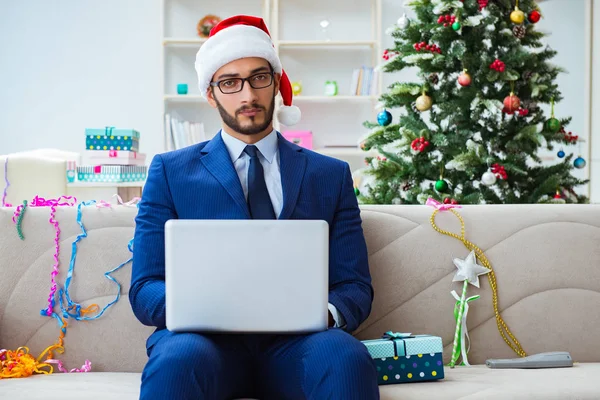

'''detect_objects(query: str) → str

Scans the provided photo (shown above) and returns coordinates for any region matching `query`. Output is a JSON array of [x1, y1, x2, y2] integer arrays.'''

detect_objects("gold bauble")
[[416, 94, 433, 111], [510, 8, 525, 24]]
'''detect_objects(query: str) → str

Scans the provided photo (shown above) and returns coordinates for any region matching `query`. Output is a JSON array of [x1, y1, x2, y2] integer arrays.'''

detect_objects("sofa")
[[1, 203, 599, 399]]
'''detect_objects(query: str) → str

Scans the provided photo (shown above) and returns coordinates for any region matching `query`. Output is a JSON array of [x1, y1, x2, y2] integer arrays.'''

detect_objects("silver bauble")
[[481, 171, 497, 186], [397, 13, 411, 29]]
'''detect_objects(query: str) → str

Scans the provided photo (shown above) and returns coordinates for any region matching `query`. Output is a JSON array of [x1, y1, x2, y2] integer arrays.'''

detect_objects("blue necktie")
[[244, 145, 276, 219]]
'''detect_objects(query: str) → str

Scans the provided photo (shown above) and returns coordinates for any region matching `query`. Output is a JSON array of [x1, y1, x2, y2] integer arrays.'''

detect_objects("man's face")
[[207, 57, 280, 136]]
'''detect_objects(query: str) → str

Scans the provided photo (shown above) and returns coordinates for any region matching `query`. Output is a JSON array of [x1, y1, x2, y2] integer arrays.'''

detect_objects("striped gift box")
[[77, 165, 147, 183]]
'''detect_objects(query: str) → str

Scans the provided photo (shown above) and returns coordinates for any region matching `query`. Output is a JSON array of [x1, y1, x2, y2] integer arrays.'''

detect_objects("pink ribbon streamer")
[[426, 197, 462, 211], [12, 203, 26, 224], [113, 194, 141, 206], [45, 359, 92, 373], [16, 196, 78, 316], [95, 200, 112, 208]]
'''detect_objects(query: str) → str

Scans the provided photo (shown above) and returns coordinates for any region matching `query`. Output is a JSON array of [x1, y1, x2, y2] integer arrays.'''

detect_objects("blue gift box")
[[85, 127, 140, 152], [362, 332, 445, 384]]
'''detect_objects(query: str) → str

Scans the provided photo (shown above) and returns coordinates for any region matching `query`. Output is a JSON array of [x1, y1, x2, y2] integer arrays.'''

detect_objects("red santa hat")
[[195, 15, 301, 126]]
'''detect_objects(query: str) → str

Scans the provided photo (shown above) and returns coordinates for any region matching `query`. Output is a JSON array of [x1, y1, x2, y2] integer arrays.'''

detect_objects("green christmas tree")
[[358, 0, 589, 205]]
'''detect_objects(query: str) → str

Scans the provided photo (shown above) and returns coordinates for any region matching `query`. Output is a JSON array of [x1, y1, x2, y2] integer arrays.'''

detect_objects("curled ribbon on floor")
[[451, 290, 480, 366]]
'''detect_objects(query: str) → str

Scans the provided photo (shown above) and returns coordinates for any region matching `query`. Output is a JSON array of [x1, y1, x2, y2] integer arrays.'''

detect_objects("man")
[[129, 15, 378, 400]]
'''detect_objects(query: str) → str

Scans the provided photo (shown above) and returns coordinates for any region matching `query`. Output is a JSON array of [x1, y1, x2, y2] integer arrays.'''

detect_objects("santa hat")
[[194, 15, 301, 126]]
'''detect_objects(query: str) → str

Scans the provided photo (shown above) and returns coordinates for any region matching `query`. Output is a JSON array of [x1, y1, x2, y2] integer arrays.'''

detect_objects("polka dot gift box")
[[85, 126, 140, 153], [361, 331, 444, 385]]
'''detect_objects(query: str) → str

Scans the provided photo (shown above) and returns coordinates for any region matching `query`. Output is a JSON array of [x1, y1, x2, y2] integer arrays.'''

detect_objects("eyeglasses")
[[210, 72, 274, 94]]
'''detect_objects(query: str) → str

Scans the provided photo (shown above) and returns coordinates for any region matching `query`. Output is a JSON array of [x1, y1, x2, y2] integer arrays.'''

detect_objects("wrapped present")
[[86, 150, 146, 166], [77, 165, 147, 183], [362, 331, 444, 384], [85, 127, 140, 152], [282, 131, 312, 150], [66, 161, 77, 183]]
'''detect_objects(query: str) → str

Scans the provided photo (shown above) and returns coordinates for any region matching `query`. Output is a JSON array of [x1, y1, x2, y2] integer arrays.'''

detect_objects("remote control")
[[486, 351, 573, 369]]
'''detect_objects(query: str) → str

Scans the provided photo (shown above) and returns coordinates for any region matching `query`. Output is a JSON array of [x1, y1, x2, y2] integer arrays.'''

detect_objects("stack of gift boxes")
[[75, 127, 148, 183]]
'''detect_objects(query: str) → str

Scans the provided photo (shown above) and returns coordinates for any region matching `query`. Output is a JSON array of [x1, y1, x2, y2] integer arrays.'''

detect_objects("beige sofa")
[[1, 204, 599, 399]]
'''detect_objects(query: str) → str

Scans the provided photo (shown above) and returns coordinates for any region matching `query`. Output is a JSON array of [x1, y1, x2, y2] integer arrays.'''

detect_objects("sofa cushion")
[[3, 364, 599, 399], [379, 364, 600, 400]]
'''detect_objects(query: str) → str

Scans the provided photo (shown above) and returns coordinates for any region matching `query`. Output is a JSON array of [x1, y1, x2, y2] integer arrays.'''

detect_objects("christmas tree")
[[358, 0, 589, 205]]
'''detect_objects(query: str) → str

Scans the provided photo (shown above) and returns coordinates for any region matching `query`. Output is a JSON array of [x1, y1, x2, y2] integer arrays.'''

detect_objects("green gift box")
[[85, 126, 140, 152], [361, 332, 445, 385], [77, 165, 147, 183]]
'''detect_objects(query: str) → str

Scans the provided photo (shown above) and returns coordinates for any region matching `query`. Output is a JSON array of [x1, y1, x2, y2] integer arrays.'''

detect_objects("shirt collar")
[[220, 129, 278, 164]]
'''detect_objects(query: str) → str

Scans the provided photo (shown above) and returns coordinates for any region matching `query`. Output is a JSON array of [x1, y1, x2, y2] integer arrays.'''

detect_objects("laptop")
[[164, 219, 329, 333]]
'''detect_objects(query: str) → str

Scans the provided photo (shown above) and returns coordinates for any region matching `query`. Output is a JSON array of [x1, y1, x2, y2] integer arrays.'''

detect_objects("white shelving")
[[164, 94, 378, 103], [163, 38, 207, 46], [160, 0, 383, 172], [290, 95, 378, 102], [277, 40, 377, 47]]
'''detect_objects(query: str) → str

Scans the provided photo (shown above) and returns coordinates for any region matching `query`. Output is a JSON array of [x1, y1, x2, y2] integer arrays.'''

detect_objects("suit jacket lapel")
[[200, 132, 250, 218], [277, 132, 307, 220]]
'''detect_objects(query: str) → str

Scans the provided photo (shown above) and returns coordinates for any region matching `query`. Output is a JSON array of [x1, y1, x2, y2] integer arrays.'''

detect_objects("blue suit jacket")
[[129, 131, 374, 347]]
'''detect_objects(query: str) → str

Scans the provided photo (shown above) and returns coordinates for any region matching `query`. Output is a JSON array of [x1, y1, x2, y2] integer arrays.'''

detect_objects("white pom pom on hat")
[[195, 15, 301, 126]]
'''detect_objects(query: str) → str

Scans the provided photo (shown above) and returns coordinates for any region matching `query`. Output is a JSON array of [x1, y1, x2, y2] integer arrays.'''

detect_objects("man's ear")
[[206, 87, 217, 109]]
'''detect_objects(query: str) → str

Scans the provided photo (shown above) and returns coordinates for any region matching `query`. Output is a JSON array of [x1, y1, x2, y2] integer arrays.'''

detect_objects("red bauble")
[[528, 10, 541, 23], [503, 94, 521, 113], [458, 72, 472, 87]]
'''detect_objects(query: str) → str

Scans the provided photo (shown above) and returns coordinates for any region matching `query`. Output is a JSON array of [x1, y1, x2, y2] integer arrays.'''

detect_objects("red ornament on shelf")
[[443, 197, 459, 205], [411, 137, 430, 152], [490, 59, 506, 72], [478, 0, 489, 10], [528, 10, 541, 23]]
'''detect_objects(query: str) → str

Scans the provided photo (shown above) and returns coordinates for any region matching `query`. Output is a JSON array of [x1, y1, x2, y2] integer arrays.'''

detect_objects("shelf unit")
[[160, 0, 382, 172]]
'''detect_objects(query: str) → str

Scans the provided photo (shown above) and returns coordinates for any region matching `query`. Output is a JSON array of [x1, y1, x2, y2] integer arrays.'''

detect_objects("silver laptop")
[[164, 219, 329, 333]]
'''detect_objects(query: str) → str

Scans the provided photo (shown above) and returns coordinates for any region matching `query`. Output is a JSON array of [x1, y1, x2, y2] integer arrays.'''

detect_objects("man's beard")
[[214, 94, 275, 136]]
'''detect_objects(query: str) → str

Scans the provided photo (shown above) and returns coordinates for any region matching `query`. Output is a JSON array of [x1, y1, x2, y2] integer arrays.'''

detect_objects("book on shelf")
[[164, 113, 206, 151], [350, 66, 378, 96]]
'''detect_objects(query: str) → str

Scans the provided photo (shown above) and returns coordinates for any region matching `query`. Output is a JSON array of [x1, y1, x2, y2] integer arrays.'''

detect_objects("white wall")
[[0, 0, 595, 199], [0, 0, 163, 158]]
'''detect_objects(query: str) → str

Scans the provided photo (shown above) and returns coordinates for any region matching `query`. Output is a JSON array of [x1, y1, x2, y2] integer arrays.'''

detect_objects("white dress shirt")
[[220, 129, 346, 329]]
